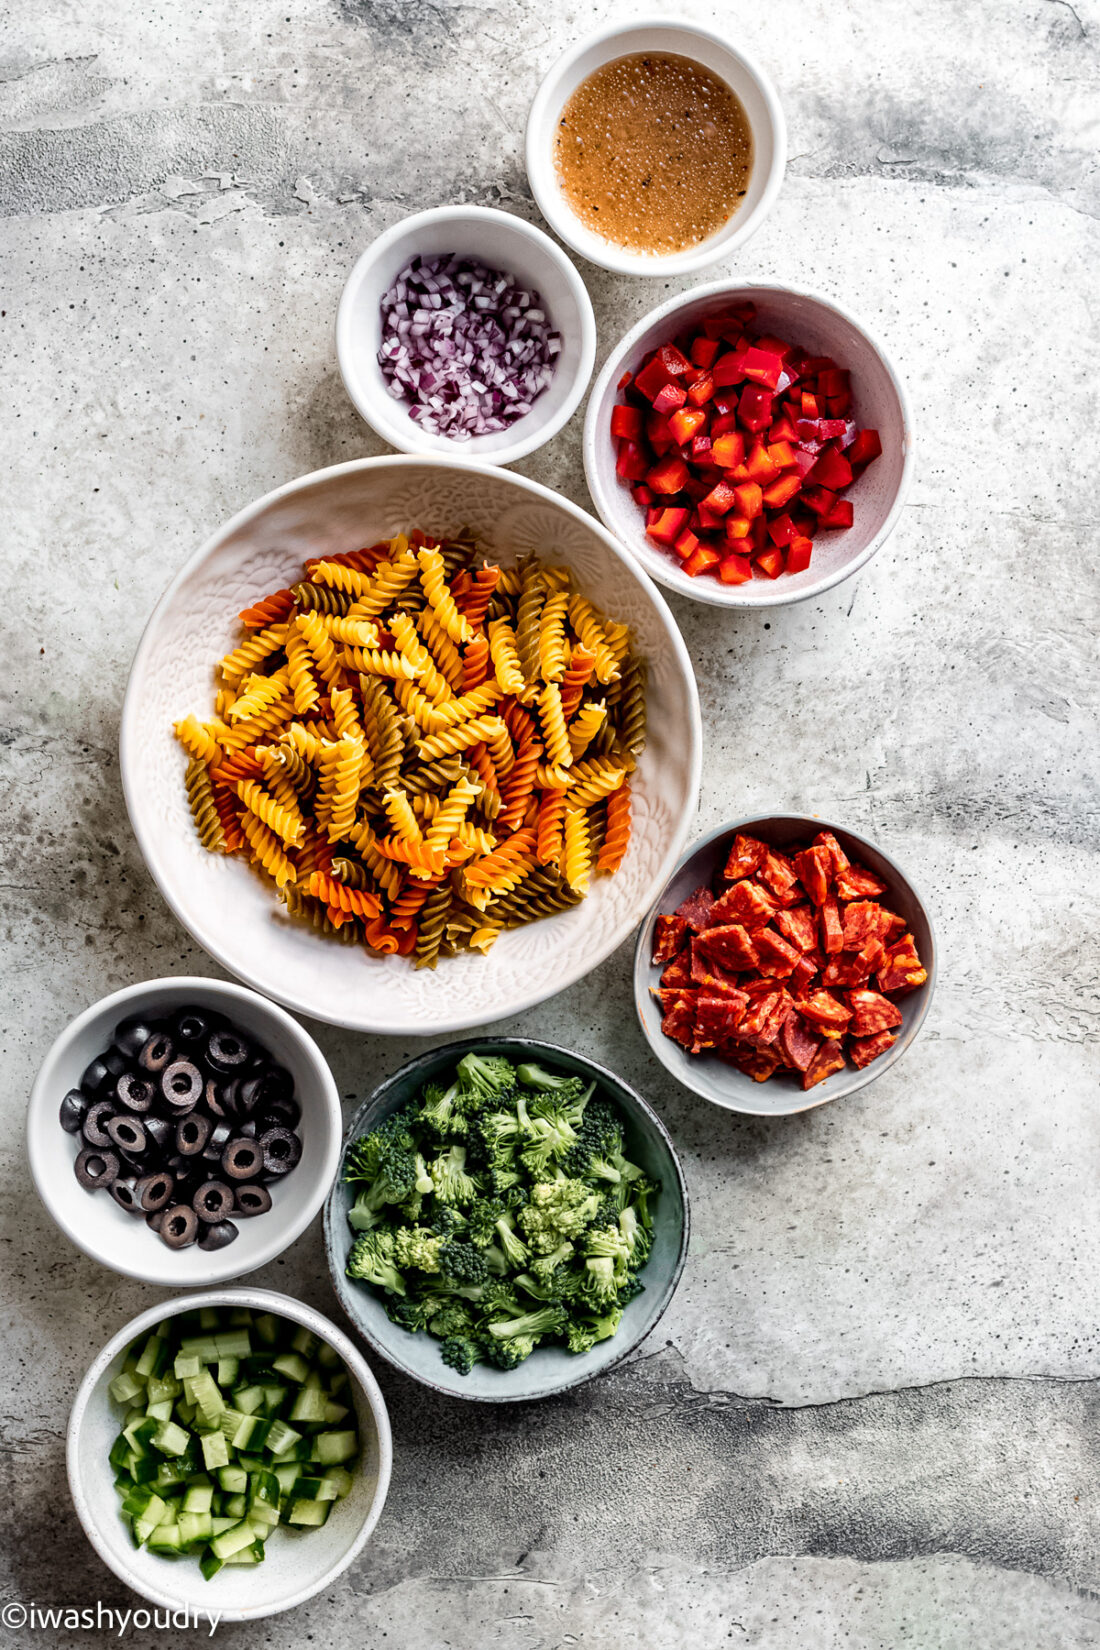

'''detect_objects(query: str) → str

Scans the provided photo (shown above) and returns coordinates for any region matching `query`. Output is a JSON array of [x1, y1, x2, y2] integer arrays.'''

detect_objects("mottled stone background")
[[2, 0, 1099, 1644]]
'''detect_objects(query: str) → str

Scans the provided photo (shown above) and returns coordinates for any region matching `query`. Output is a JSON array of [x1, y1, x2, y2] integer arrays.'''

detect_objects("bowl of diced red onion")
[[633, 815, 936, 1116], [337, 204, 596, 465]]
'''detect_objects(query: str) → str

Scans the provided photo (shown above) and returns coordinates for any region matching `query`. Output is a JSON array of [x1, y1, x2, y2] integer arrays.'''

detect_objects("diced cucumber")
[[200, 1431, 229, 1472], [265, 1418, 302, 1457], [262, 1385, 288, 1415], [217, 1357, 240, 1387], [224, 1540, 266, 1566], [217, 1464, 248, 1494], [154, 1459, 186, 1491], [145, 1399, 174, 1424], [214, 1329, 251, 1359], [322, 1466, 354, 1499], [147, 1522, 183, 1552], [313, 1431, 358, 1465], [189, 1368, 226, 1427], [234, 1384, 266, 1415], [199, 1549, 224, 1582], [253, 1313, 280, 1345], [317, 1342, 341, 1371], [289, 1387, 328, 1425], [146, 1373, 181, 1405], [247, 1501, 279, 1532], [198, 1307, 219, 1331], [132, 1493, 169, 1544], [109, 1434, 130, 1474], [273, 1462, 302, 1495], [178, 1335, 220, 1364], [291, 1326, 319, 1359], [222, 1493, 247, 1519], [175, 1401, 197, 1427], [179, 1511, 213, 1546], [109, 1370, 145, 1405], [323, 1401, 349, 1424], [130, 1456, 159, 1485], [181, 1481, 214, 1514], [153, 1420, 191, 1457], [209, 1519, 255, 1560], [174, 1353, 202, 1381], [272, 1352, 310, 1384], [135, 1334, 170, 1381], [287, 1498, 330, 1527], [210, 1515, 236, 1535]]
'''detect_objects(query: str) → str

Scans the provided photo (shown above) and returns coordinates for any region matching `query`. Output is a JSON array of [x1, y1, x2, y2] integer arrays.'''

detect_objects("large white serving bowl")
[[121, 457, 701, 1033], [67, 1287, 392, 1621], [584, 280, 914, 608], [27, 977, 342, 1287]]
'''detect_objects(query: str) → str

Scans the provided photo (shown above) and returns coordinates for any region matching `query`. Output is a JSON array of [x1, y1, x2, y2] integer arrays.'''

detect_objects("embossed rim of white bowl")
[[335, 204, 596, 464], [67, 1286, 392, 1620], [583, 278, 915, 607], [632, 814, 937, 1115], [119, 455, 703, 1033], [525, 17, 787, 277], [27, 976, 342, 1286]]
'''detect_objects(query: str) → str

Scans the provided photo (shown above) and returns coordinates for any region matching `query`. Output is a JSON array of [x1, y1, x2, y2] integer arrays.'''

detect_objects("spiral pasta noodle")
[[175, 533, 646, 962]]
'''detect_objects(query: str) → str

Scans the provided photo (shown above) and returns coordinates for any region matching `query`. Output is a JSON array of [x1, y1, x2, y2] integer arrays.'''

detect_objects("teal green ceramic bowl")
[[323, 1038, 689, 1403]]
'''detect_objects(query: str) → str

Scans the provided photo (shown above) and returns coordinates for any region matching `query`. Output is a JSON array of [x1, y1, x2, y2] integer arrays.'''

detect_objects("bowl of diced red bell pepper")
[[632, 815, 936, 1115], [583, 282, 913, 606]]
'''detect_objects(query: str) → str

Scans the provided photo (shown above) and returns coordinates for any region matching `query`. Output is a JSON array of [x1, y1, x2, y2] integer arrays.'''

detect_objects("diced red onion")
[[377, 252, 560, 440]]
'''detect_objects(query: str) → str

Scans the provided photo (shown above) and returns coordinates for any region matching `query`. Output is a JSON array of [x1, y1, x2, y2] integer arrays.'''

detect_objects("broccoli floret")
[[561, 1094, 625, 1177], [347, 1186, 389, 1231], [455, 1052, 517, 1110], [618, 1205, 651, 1266], [486, 1162, 525, 1200], [439, 1237, 489, 1288], [630, 1175, 660, 1229], [439, 1335, 486, 1376], [585, 1224, 633, 1268], [342, 1107, 416, 1182], [528, 1240, 575, 1280], [486, 1306, 566, 1340], [484, 1335, 538, 1370], [516, 1094, 579, 1174], [428, 1299, 476, 1338], [478, 1279, 523, 1318], [617, 1275, 645, 1307], [429, 1145, 478, 1206], [480, 1109, 523, 1163], [564, 1304, 622, 1353], [345, 1130, 430, 1230], [517, 1062, 583, 1094], [429, 1205, 467, 1237], [386, 1294, 443, 1333], [465, 1196, 506, 1248], [493, 1211, 529, 1269], [519, 1179, 601, 1253], [346, 1230, 406, 1297], [418, 1080, 467, 1137], [581, 1255, 621, 1305], [484, 1243, 509, 1277], [393, 1226, 443, 1273]]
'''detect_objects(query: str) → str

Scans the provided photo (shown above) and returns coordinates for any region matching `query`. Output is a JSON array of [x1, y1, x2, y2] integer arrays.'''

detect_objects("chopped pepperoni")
[[674, 884, 716, 932], [877, 934, 928, 993], [753, 926, 802, 978], [661, 951, 693, 990], [848, 1029, 898, 1068], [820, 897, 844, 954], [692, 994, 742, 1052], [661, 996, 695, 1049], [723, 1043, 783, 1082], [710, 879, 778, 929], [690, 943, 747, 998], [778, 1010, 822, 1072], [791, 845, 832, 905], [841, 901, 900, 949], [722, 833, 769, 880], [795, 989, 852, 1033], [813, 829, 851, 876], [758, 849, 802, 905], [695, 922, 759, 971], [835, 863, 888, 901], [802, 1039, 847, 1090], [847, 989, 903, 1038], [773, 904, 818, 952], [652, 986, 693, 1014], [789, 953, 820, 996], [653, 913, 690, 963]]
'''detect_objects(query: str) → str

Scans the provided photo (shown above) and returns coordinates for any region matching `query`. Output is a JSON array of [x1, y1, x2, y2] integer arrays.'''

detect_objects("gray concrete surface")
[[3, 0, 1099, 1644]]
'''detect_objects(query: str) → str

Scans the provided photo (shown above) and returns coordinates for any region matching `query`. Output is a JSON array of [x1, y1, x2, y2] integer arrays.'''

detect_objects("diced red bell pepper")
[[657, 342, 692, 378], [683, 475, 711, 503], [725, 516, 752, 541], [817, 367, 849, 397], [800, 355, 837, 377], [738, 384, 774, 432], [682, 545, 721, 578], [690, 335, 721, 368], [800, 391, 820, 418], [691, 434, 714, 464], [818, 498, 854, 530], [801, 485, 838, 516], [762, 473, 802, 509], [648, 454, 691, 495], [712, 350, 748, 388], [616, 370, 632, 391], [756, 545, 784, 579], [673, 527, 701, 561], [767, 440, 797, 470], [701, 478, 739, 515], [633, 354, 673, 402], [848, 428, 883, 471], [710, 410, 739, 438], [769, 413, 800, 444], [668, 405, 707, 445], [718, 553, 752, 584], [745, 443, 780, 485], [733, 481, 763, 519], [739, 347, 785, 390], [616, 440, 650, 482], [710, 430, 745, 469], [646, 507, 690, 545], [651, 381, 688, 417], [610, 405, 644, 441], [646, 412, 674, 455], [809, 445, 854, 491], [753, 333, 794, 359], [767, 512, 797, 547], [686, 373, 714, 408], [695, 502, 725, 531], [785, 536, 813, 573], [632, 483, 654, 507]]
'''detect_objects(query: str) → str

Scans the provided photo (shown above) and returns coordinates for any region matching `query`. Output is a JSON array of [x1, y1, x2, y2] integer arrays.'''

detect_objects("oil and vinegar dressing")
[[553, 52, 753, 256]]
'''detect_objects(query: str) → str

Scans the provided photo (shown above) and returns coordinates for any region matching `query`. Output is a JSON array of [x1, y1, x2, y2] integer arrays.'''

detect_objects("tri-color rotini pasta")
[[174, 530, 646, 967]]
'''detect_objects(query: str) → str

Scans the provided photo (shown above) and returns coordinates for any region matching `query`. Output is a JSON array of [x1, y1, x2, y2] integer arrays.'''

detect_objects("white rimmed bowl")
[[27, 978, 341, 1286], [633, 815, 936, 1116], [120, 456, 702, 1034], [67, 1287, 392, 1621], [336, 205, 596, 465], [525, 19, 786, 277], [324, 1038, 689, 1402], [584, 280, 914, 607]]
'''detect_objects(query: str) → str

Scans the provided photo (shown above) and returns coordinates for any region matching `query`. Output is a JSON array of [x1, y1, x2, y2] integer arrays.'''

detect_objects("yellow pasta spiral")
[[537, 684, 572, 770], [219, 624, 288, 687], [175, 714, 221, 767], [538, 590, 569, 683], [568, 594, 619, 685], [285, 626, 321, 715], [235, 779, 305, 847], [317, 737, 363, 842], [567, 698, 606, 761], [415, 607, 466, 692], [382, 787, 423, 843], [316, 613, 382, 647], [488, 617, 525, 696], [562, 804, 591, 893], [296, 610, 344, 691], [228, 670, 289, 724], [308, 559, 374, 598], [347, 545, 421, 619], [341, 647, 423, 680], [566, 764, 627, 808], [424, 774, 481, 854], [418, 545, 472, 644], [415, 713, 508, 762], [390, 611, 455, 703], [241, 810, 296, 887]]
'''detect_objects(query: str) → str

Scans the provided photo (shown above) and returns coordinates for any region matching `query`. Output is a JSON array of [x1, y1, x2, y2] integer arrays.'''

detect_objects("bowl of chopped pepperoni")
[[633, 814, 936, 1115]]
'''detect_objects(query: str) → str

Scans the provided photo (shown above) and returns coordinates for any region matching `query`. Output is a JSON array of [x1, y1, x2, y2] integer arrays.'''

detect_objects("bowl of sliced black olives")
[[28, 978, 341, 1285]]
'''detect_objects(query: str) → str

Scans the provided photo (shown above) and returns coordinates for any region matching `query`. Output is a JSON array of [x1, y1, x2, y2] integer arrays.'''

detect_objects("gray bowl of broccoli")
[[322, 1039, 689, 1402]]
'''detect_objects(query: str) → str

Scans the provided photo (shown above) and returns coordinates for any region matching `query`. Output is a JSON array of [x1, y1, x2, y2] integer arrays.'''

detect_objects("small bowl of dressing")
[[526, 20, 786, 278]]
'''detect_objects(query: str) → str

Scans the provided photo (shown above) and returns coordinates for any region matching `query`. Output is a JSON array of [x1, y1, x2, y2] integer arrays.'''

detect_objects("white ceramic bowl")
[[525, 19, 786, 277], [120, 456, 702, 1034], [28, 978, 341, 1286], [67, 1287, 392, 1621], [633, 815, 937, 1116], [584, 280, 914, 608], [336, 205, 596, 465]]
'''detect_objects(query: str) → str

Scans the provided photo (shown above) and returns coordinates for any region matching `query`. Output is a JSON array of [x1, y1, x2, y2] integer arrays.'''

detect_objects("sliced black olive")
[[160, 1205, 199, 1249], [112, 1016, 160, 1062], [135, 1171, 175, 1212], [59, 1089, 87, 1134], [174, 1007, 220, 1048], [144, 1115, 173, 1154], [203, 1077, 228, 1118], [75, 1146, 119, 1190], [205, 1028, 251, 1074], [146, 1208, 167, 1233], [106, 1115, 147, 1155], [114, 1071, 156, 1114], [81, 1100, 116, 1148], [192, 1180, 235, 1222], [259, 1127, 301, 1176], [234, 1183, 272, 1218], [161, 1060, 203, 1110], [198, 1218, 239, 1251], [222, 1137, 263, 1180], [237, 1119, 257, 1139], [79, 1056, 112, 1098], [176, 1113, 212, 1155], [202, 1120, 233, 1161], [138, 1032, 175, 1073], [109, 1179, 142, 1215]]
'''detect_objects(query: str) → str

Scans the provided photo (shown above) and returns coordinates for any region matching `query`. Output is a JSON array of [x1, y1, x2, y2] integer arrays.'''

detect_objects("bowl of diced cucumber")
[[67, 1289, 392, 1620]]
